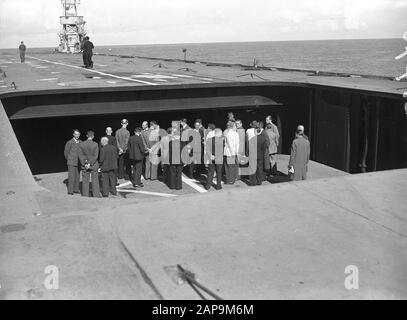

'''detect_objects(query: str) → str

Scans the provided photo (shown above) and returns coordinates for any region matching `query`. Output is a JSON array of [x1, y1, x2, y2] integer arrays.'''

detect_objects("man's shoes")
[[214, 185, 222, 190], [73, 190, 81, 194], [68, 193, 74, 195], [133, 183, 144, 188], [204, 185, 211, 190]]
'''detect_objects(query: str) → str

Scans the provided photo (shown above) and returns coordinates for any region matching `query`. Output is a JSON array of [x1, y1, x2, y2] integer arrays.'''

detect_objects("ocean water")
[[10, 38, 407, 78], [93, 38, 406, 78]]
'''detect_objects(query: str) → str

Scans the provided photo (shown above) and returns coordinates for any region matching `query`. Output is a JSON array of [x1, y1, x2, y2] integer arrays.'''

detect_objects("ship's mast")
[[58, 0, 86, 53]]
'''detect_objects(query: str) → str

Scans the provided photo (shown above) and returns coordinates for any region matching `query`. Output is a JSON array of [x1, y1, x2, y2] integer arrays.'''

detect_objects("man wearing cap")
[[297, 125, 309, 140], [116, 119, 130, 180], [64, 129, 82, 195], [79, 131, 100, 197], [99, 136, 118, 197]]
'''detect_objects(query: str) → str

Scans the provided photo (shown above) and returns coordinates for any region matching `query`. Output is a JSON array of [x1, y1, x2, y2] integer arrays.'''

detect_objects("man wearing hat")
[[288, 128, 310, 181], [116, 119, 130, 181]]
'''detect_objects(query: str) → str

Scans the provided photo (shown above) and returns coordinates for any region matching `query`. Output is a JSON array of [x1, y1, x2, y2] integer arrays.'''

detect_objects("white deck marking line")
[[106, 80, 117, 84], [171, 74, 194, 78], [117, 189, 177, 198], [95, 64, 108, 67], [0, 85, 8, 88], [36, 67, 48, 69], [37, 78, 59, 81], [182, 173, 207, 193], [51, 72, 61, 74], [27, 56, 158, 86], [117, 181, 132, 188]]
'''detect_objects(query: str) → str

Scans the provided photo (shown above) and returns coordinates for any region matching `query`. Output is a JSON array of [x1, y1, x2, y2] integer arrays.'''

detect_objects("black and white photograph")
[[0, 0, 406, 303]]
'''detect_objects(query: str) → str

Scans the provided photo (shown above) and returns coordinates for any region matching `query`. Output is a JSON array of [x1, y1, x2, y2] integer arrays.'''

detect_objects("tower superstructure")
[[58, 0, 86, 53]]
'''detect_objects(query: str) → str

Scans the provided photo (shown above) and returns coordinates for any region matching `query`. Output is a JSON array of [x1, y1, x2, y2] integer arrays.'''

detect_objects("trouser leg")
[[82, 171, 90, 196], [133, 160, 142, 185], [124, 153, 131, 180], [225, 156, 237, 184], [168, 165, 176, 189], [67, 165, 76, 194], [91, 171, 100, 197], [109, 171, 117, 194], [175, 165, 183, 190], [206, 164, 215, 188], [101, 172, 109, 197], [256, 160, 264, 184], [73, 166, 80, 192], [118, 154, 124, 179], [215, 164, 223, 188], [145, 156, 151, 179], [269, 153, 277, 175], [150, 154, 158, 180]]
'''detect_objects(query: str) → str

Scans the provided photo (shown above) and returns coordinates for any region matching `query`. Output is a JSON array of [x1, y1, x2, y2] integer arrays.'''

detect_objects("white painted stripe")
[[171, 74, 194, 78], [182, 173, 207, 193], [117, 181, 132, 188], [118, 189, 177, 198], [36, 66, 48, 69], [27, 56, 158, 86], [37, 78, 58, 81], [0, 85, 8, 88], [95, 64, 108, 67], [106, 80, 117, 84], [51, 72, 61, 74]]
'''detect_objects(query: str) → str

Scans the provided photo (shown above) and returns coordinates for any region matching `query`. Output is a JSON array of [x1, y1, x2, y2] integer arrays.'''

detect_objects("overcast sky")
[[0, 0, 406, 48]]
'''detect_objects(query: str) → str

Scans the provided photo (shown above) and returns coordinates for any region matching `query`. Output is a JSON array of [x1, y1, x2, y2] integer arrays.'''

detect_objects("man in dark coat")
[[289, 129, 311, 181], [64, 129, 82, 195], [248, 125, 270, 186], [79, 130, 100, 197], [116, 119, 130, 180], [128, 127, 146, 188], [205, 128, 224, 190], [99, 137, 118, 197], [168, 128, 184, 190], [82, 36, 94, 68], [19, 41, 26, 63]]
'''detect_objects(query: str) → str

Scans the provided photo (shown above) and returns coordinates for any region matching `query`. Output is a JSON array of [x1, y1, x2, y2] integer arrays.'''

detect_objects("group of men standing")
[[64, 114, 310, 197], [64, 128, 120, 198]]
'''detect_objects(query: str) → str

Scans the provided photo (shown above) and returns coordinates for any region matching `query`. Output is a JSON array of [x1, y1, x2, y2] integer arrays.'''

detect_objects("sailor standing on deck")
[[116, 119, 130, 181], [79, 131, 101, 197], [288, 129, 311, 181], [19, 41, 26, 63], [64, 129, 82, 195], [82, 36, 94, 68]]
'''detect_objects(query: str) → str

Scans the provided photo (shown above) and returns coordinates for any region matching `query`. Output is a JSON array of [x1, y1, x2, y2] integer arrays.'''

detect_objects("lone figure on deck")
[[81, 36, 94, 68], [288, 128, 310, 181], [19, 41, 26, 63]]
